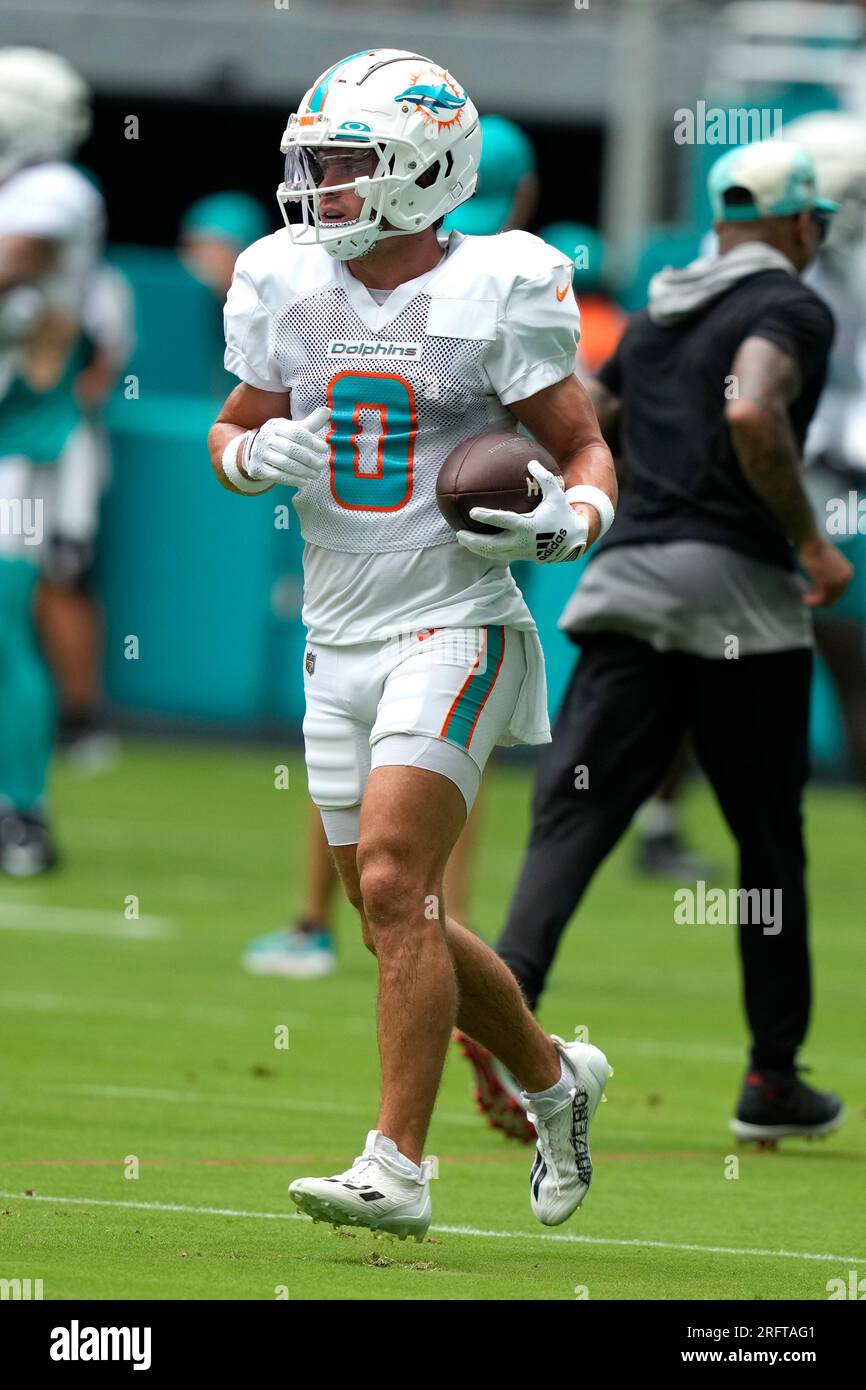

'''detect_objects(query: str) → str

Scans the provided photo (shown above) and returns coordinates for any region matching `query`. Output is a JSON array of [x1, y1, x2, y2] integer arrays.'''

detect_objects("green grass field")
[[0, 740, 863, 1301]]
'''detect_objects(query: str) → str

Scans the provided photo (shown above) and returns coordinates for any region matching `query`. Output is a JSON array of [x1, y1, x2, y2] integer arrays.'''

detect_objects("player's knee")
[[357, 847, 420, 927]]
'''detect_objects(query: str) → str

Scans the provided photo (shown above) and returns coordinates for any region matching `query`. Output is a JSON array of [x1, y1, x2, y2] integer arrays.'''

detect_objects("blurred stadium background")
[[2, 0, 865, 762]]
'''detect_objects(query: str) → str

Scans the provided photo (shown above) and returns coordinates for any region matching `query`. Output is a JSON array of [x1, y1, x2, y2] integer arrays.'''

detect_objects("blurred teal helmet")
[[540, 221, 606, 290], [445, 114, 536, 235], [180, 192, 271, 249]]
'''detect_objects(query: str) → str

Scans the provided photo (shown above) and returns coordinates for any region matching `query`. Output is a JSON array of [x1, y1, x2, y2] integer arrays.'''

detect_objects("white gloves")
[[239, 406, 332, 489], [456, 461, 588, 565]]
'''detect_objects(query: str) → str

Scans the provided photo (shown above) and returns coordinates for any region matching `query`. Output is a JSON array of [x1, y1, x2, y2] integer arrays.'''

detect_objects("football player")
[[242, 114, 539, 980], [37, 256, 135, 770], [0, 47, 102, 872], [209, 49, 618, 1239]]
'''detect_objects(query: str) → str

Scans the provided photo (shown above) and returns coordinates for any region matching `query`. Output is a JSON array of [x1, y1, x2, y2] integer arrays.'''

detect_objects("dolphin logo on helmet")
[[394, 84, 467, 116]]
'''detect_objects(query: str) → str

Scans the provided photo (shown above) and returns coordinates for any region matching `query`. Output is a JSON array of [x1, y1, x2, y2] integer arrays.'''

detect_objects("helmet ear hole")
[[416, 162, 438, 191], [416, 152, 452, 191]]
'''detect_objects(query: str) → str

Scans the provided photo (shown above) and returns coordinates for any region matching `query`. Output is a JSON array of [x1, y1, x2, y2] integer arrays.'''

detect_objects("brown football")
[[436, 431, 563, 535]]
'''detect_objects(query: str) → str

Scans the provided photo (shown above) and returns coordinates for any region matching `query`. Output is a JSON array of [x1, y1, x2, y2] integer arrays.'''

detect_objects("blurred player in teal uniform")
[[0, 47, 102, 874], [36, 253, 134, 769]]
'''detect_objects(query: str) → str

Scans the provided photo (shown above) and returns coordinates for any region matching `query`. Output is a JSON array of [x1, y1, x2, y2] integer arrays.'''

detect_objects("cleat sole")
[[289, 1186, 430, 1241], [729, 1106, 845, 1144]]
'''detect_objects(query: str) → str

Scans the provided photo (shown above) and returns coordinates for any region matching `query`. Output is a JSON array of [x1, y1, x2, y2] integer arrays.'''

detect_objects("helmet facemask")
[[278, 140, 400, 260], [278, 117, 476, 261]]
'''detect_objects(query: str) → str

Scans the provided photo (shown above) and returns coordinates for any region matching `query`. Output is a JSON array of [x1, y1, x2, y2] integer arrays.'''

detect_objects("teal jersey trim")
[[440, 625, 506, 749]]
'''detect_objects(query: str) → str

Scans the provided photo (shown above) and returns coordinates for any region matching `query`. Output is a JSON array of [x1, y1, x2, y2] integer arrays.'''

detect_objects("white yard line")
[[0, 904, 173, 939], [0, 1189, 862, 1265]]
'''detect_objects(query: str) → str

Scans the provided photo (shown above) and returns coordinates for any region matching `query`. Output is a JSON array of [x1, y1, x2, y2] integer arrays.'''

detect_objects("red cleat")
[[454, 1031, 536, 1144]]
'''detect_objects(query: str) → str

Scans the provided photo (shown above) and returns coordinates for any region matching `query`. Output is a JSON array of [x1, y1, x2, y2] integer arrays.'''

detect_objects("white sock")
[[523, 1057, 575, 1115], [371, 1130, 420, 1178]]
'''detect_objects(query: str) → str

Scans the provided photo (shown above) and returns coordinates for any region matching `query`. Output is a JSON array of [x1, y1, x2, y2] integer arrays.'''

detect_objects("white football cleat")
[[526, 1035, 612, 1226], [289, 1130, 432, 1241]]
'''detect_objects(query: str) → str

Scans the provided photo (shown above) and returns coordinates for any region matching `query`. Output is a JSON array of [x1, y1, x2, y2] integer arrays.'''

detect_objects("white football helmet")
[[0, 47, 92, 183], [277, 48, 481, 260], [784, 111, 866, 255]]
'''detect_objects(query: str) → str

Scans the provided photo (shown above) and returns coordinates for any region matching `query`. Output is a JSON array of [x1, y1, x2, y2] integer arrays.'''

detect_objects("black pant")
[[496, 633, 813, 1072]]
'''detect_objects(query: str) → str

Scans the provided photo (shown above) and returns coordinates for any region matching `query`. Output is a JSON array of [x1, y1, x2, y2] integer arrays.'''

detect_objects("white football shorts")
[[302, 625, 527, 845]]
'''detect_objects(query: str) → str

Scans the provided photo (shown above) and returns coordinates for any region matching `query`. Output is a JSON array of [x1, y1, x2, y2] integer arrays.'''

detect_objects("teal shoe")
[[242, 921, 336, 979]]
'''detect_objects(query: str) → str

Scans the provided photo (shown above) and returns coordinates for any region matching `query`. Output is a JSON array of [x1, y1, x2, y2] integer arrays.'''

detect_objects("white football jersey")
[[0, 161, 104, 401], [224, 228, 580, 645]]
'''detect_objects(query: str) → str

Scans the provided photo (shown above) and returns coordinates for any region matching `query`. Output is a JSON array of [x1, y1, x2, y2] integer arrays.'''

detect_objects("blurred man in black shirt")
[[462, 139, 854, 1145]]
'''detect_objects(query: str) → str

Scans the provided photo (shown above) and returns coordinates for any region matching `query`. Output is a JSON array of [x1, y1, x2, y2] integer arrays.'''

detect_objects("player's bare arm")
[[209, 382, 289, 493], [510, 372, 618, 548], [727, 335, 852, 606], [209, 383, 330, 496]]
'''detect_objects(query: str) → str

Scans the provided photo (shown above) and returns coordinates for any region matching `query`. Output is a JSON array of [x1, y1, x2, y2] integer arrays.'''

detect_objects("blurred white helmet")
[[277, 48, 481, 260], [784, 111, 866, 253], [0, 47, 92, 183]]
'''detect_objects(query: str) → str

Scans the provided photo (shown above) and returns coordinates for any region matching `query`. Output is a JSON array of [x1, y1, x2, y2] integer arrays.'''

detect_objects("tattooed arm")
[[726, 336, 852, 607]]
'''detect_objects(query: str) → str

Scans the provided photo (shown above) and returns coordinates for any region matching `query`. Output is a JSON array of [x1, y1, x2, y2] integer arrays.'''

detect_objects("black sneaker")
[[0, 812, 59, 878], [635, 830, 716, 881], [730, 1068, 845, 1142]]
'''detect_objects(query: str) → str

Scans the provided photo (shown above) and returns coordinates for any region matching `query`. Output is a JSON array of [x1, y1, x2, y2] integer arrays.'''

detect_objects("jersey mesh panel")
[[271, 286, 506, 553]]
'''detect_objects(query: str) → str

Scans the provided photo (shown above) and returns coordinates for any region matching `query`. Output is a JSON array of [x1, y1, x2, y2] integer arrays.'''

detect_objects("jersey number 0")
[[326, 371, 417, 512]]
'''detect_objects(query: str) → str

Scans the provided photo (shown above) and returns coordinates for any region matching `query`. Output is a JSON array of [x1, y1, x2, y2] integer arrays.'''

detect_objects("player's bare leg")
[[336, 848, 559, 1088], [354, 764, 471, 1164], [335, 768, 562, 1157], [329, 779, 611, 1227]]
